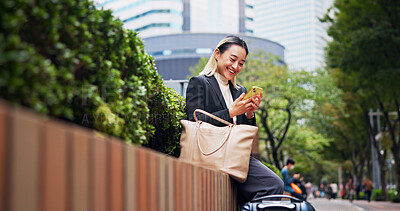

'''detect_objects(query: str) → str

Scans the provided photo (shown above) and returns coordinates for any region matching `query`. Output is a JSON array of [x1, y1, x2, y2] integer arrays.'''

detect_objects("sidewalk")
[[310, 198, 361, 211], [352, 199, 400, 211], [309, 198, 400, 211]]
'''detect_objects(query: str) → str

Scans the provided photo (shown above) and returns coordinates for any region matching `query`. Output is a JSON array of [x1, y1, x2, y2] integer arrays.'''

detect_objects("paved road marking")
[[350, 203, 366, 211]]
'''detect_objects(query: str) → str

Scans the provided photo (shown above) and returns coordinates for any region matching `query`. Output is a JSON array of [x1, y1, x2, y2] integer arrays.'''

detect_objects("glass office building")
[[94, 0, 255, 38], [254, 0, 333, 71], [93, 0, 285, 96], [93, 0, 283, 82]]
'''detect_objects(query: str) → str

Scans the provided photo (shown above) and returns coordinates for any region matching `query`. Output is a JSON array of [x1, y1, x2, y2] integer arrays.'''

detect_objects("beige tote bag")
[[179, 109, 258, 183]]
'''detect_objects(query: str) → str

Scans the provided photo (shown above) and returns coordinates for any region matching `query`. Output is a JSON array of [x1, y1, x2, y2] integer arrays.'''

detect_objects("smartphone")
[[242, 86, 263, 100]]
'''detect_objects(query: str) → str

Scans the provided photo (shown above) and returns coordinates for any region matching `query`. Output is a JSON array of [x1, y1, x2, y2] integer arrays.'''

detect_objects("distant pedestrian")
[[363, 178, 373, 202], [325, 183, 333, 199], [330, 182, 338, 199], [319, 183, 325, 198], [356, 183, 361, 200], [340, 188, 345, 198], [305, 182, 314, 200], [346, 178, 356, 202]]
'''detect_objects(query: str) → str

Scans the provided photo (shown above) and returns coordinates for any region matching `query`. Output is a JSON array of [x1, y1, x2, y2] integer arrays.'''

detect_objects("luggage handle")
[[258, 203, 296, 209], [251, 194, 304, 203], [193, 109, 233, 126]]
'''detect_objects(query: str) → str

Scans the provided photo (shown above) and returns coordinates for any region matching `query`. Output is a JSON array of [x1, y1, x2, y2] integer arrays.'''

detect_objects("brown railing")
[[0, 100, 237, 211]]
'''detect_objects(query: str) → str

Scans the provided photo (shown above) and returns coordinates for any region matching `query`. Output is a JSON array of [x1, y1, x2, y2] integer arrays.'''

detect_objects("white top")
[[330, 183, 338, 193], [214, 73, 237, 124]]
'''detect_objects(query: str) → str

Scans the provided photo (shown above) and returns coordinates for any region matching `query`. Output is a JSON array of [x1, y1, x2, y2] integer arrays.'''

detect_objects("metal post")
[[388, 153, 393, 193], [376, 109, 381, 190], [338, 165, 342, 195], [369, 108, 381, 189], [180, 81, 184, 97]]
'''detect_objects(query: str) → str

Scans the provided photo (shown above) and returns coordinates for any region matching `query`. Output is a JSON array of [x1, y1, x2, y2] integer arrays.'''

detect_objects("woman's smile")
[[227, 68, 235, 74]]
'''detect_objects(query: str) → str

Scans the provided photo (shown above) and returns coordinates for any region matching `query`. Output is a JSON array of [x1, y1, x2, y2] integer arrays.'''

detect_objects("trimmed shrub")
[[0, 0, 185, 155], [358, 191, 365, 199], [262, 161, 283, 179], [144, 84, 186, 156], [388, 190, 400, 203], [371, 189, 385, 201]]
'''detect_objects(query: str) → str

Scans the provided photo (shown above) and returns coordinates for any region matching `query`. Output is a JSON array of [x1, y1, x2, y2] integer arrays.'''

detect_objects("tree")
[[323, 0, 400, 197]]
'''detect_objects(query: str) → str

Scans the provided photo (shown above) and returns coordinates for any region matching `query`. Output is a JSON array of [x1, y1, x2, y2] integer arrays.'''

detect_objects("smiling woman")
[[185, 35, 284, 208]]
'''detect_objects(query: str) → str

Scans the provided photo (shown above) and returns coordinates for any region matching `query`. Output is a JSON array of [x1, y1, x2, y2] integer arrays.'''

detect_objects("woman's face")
[[215, 44, 246, 81]]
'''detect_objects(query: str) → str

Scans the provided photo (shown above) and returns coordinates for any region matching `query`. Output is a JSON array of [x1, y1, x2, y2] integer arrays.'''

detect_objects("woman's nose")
[[232, 61, 238, 69]]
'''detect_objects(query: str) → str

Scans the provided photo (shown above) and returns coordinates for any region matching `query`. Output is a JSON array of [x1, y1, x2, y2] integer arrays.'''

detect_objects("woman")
[[186, 35, 284, 206]]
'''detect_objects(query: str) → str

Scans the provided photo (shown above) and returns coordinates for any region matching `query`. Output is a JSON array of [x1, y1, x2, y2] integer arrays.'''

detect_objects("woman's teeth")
[[228, 69, 235, 74]]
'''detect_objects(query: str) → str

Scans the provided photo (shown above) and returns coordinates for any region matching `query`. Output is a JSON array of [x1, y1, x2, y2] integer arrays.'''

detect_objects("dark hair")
[[217, 35, 249, 56], [286, 158, 295, 165]]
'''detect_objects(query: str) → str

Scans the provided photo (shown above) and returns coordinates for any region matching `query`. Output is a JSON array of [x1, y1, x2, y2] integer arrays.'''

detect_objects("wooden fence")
[[0, 100, 237, 211]]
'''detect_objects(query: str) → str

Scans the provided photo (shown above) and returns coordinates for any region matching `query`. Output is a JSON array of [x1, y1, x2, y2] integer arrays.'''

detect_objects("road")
[[309, 198, 400, 211]]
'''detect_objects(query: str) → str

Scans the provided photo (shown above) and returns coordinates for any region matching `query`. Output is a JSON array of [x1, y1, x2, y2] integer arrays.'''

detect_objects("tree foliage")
[[322, 0, 400, 196]]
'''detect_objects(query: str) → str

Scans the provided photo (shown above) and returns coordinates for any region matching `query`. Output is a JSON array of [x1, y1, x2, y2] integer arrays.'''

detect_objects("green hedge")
[[371, 189, 400, 202], [262, 161, 283, 179], [0, 0, 185, 156], [388, 190, 400, 203], [358, 191, 365, 199], [371, 189, 385, 201]]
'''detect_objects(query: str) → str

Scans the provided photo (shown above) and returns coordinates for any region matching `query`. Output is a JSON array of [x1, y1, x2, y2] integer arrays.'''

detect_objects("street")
[[309, 198, 400, 211]]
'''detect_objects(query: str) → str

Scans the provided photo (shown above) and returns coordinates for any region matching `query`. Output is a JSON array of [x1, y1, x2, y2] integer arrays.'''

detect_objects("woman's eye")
[[230, 58, 235, 62]]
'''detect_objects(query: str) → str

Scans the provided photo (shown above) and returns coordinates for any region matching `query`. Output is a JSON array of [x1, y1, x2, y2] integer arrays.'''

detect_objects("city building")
[[94, 0, 255, 38], [94, 0, 286, 96], [253, 0, 334, 71]]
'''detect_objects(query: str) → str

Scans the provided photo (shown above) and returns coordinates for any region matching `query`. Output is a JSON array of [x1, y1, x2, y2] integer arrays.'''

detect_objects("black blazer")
[[186, 75, 256, 127]]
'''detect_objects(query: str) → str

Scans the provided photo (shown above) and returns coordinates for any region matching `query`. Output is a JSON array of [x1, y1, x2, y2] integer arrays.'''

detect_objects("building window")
[[123, 9, 172, 23], [245, 4, 254, 9], [195, 48, 212, 54], [245, 17, 254, 21], [149, 48, 213, 56], [134, 23, 171, 32], [96, 0, 123, 7]]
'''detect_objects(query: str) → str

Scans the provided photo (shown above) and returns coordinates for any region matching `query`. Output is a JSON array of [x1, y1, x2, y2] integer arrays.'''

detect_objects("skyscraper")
[[254, 0, 333, 71], [94, 0, 255, 38]]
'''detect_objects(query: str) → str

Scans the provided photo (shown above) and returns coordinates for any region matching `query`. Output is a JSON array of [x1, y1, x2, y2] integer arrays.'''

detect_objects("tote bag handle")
[[196, 123, 233, 156], [193, 109, 233, 126], [193, 109, 233, 155]]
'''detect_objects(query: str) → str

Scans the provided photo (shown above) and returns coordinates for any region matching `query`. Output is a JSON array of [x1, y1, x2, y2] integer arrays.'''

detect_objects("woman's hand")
[[229, 93, 262, 118], [245, 93, 262, 119]]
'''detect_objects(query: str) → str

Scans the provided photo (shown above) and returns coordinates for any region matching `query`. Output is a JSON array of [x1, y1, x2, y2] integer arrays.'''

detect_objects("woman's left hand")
[[245, 93, 262, 119]]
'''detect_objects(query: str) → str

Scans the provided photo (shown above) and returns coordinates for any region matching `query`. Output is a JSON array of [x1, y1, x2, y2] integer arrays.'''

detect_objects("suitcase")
[[241, 195, 316, 211]]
